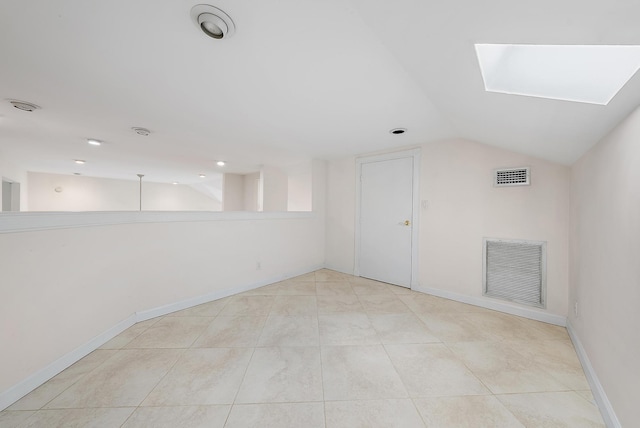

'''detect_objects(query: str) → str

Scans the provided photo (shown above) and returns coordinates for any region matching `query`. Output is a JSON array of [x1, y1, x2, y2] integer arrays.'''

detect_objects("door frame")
[[354, 148, 421, 288]]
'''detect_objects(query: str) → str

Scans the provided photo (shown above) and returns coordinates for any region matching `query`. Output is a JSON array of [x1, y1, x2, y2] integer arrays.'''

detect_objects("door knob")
[[404, 220, 411, 226]]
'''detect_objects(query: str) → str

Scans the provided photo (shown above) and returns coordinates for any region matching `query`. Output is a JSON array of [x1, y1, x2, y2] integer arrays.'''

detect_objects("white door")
[[358, 156, 414, 287]]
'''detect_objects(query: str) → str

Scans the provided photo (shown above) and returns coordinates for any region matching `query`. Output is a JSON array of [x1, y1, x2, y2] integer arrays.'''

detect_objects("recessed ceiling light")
[[191, 4, 236, 40], [74, 159, 86, 164], [9, 100, 40, 112], [199, 174, 206, 178], [475, 44, 640, 105], [172, 181, 179, 185], [87, 139, 102, 146], [390, 128, 407, 135], [216, 161, 226, 166], [132, 127, 151, 136]]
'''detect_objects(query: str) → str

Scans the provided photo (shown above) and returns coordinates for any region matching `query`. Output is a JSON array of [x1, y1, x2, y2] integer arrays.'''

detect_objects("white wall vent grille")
[[494, 167, 530, 186], [483, 238, 546, 308]]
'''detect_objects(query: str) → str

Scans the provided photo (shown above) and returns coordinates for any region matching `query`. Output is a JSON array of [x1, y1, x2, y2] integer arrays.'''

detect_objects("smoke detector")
[[191, 4, 236, 40], [132, 127, 151, 136], [9, 100, 40, 112]]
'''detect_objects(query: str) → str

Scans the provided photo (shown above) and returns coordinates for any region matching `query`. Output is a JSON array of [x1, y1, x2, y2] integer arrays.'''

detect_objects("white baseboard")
[[0, 314, 136, 411], [566, 321, 621, 428], [412, 285, 567, 327], [0, 264, 323, 411]]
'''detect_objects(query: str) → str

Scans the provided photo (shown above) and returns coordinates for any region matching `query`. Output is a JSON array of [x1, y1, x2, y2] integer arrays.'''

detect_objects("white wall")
[[325, 139, 570, 317], [569, 107, 640, 427], [325, 157, 356, 274], [243, 172, 261, 212], [287, 163, 312, 211], [261, 166, 288, 212], [222, 173, 245, 211], [421, 139, 570, 316], [0, 154, 28, 211], [225, 167, 312, 212], [27, 172, 221, 211]]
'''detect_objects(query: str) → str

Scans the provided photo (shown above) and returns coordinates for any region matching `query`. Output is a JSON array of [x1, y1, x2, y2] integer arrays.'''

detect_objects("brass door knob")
[[404, 220, 411, 226]]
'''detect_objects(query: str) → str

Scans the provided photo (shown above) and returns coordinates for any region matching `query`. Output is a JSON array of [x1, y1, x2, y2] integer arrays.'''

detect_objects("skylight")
[[475, 44, 640, 105]]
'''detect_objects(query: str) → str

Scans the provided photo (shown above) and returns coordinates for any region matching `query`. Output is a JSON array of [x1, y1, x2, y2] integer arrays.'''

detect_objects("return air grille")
[[483, 238, 546, 308], [494, 167, 530, 186]]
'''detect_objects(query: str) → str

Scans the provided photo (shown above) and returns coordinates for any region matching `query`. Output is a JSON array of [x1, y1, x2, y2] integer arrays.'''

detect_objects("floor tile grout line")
[[439, 339, 506, 397], [409, 397, 430, 428], [127, 347, 188, 417], [223, 347, 258, 425], [440, 339, 580, 396], [186, 315, 220, 350], [492, 394, 534, 428], [312, 280, 329, 428], [378, 343, 410, 399], [100, 317, 162, 350], [118, 405, 138, 427], [23, 349, 123, 412], [227, 305, 269, 407]]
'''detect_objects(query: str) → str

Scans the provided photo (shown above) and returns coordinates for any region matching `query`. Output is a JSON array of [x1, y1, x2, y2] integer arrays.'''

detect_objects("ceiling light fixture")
[[199, 174, 206, 178], [132, 127, 151, 136], [74, 159, 86, 164], [87, 139, 102, 146], [172, 182, 179, 185], [9, 100, 40, 112], [390, 128, 407, 135], [216, 161, 226, 166], [191, 4, 236, 40]]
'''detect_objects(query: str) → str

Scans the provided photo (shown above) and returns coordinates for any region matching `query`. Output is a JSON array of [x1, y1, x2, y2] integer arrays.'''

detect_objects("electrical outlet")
[[574, 301, 578, 317]]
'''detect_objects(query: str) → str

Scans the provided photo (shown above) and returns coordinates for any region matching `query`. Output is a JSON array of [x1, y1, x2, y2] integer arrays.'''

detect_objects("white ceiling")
[[1, 0, 639, 183]]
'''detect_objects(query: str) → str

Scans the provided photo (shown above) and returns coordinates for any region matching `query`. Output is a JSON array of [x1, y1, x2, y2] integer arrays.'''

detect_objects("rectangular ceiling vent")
[[494, 167, 530, 187], [483, 238, 546, 308]]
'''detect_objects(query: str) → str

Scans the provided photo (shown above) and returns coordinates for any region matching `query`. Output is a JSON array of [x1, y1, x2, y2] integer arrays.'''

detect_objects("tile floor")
[[0, 269, 605, 427]]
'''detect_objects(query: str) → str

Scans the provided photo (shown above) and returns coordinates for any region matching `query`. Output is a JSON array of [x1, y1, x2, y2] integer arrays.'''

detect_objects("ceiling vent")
[[389, 128, 407, 135], [483, 238, 546, 308], [132, 127, 151, 136], [494, 167, 530, 187], [9, 100, 40, 112]]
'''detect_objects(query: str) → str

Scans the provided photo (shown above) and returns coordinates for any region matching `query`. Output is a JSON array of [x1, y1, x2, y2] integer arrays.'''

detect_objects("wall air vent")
[[483, 238, 546, 308], [494, 167, 530, 187]]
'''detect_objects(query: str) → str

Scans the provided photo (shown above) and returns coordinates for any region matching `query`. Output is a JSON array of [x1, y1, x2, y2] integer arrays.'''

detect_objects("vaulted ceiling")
[[1, 0, 639, 183]]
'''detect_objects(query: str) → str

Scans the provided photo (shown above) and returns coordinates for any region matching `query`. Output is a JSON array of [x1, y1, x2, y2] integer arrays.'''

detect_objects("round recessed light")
[[389, 128, 407, 135], [172, 181, 179, 185], [199, 174, 206, 178], [132, 127, 151, 136], [87, 139, 102, 146], [191, 5, 235, 40], [216, 161, 226, 167], [74, 159, 86, 164], [199, 13, 227, 38], [9, 100, 40, 112]]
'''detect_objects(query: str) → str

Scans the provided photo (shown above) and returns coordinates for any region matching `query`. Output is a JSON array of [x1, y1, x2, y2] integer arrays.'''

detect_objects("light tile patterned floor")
[[0, 269, 605, 427]]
